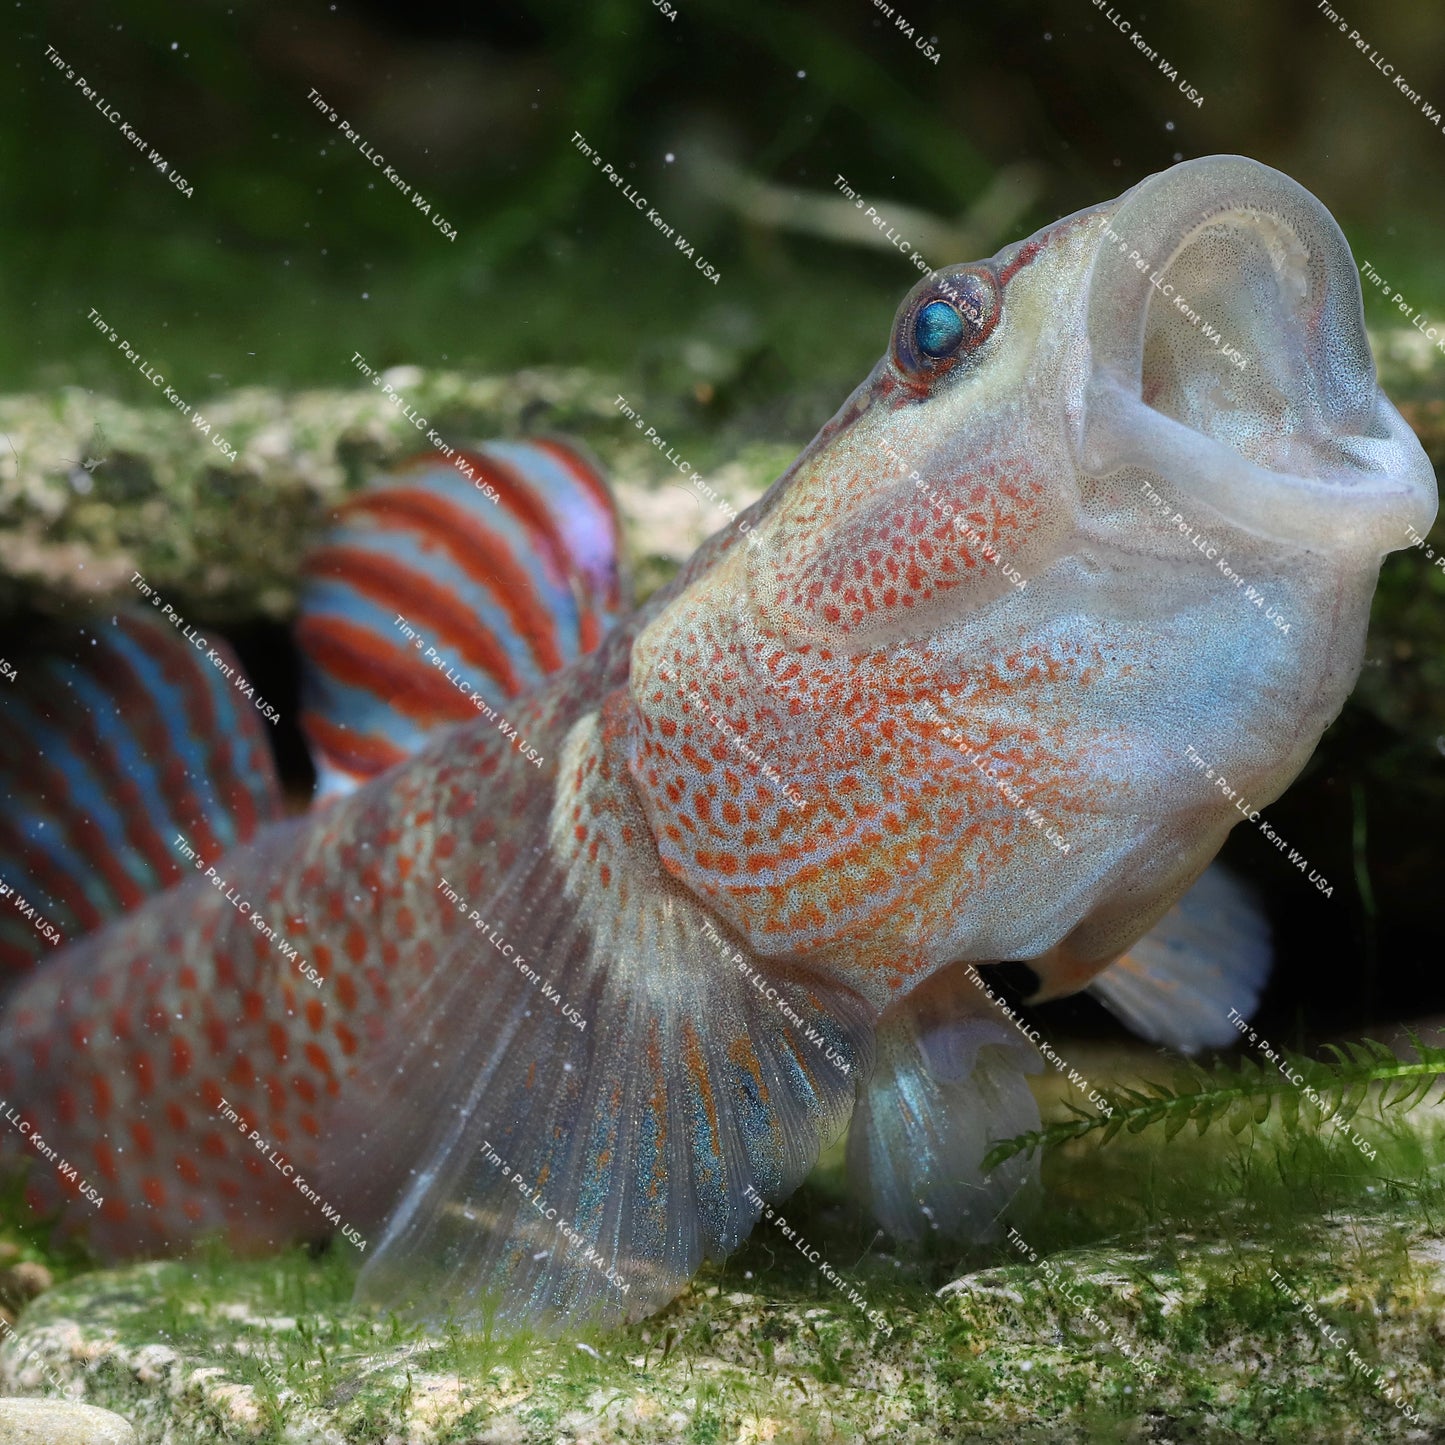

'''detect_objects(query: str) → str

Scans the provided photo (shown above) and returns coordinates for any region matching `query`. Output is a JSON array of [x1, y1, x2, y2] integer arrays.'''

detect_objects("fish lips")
[[1075, 153, 1437, 558]]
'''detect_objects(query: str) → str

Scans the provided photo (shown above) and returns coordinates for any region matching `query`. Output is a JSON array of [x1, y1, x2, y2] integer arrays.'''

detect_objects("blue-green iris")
[[915, 300, 965, 358]]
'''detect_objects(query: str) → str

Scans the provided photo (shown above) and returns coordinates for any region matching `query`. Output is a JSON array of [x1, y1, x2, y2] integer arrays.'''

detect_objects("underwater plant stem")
[[983, 1031, 1445, 1169]]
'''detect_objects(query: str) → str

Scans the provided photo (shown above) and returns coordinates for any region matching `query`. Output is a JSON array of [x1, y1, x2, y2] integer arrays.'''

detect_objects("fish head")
[[627, 155, 1435, 1007]]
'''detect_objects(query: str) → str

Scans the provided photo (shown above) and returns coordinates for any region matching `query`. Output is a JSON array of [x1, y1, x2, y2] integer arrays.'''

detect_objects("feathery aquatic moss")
[[983, 1029, 1445, 1170]]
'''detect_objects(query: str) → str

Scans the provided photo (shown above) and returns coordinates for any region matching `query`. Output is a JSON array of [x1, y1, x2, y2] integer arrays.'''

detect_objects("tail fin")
[[1088, 862, 1272, 1053], [0, 609, 284, 985], [295, 439, 627, 801], [846, 962, 1042, 1243]]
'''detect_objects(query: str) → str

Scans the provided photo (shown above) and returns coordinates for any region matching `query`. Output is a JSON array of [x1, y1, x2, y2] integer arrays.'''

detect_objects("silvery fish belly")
[[0, 155, 1433, 1333]]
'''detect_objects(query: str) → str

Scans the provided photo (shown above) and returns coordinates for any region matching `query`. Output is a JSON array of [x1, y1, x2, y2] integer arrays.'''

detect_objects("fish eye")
[[893, 268, 1000, 380], [915, 301, 964, 357]]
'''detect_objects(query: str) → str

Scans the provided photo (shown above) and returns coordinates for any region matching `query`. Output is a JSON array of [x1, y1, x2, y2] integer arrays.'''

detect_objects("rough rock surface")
[[0, 1397, 137, 1443], [1, 1196, 1440, 1443], [0, 367, 792, 620]]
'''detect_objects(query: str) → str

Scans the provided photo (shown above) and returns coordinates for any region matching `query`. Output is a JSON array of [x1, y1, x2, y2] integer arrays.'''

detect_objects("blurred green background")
[[3, 0, 1445, 1038], [6, 0, 1445, 413]]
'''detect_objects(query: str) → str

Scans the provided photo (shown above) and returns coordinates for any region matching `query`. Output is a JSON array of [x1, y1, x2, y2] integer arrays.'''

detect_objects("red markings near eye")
[[996, 238, 1043, 288]]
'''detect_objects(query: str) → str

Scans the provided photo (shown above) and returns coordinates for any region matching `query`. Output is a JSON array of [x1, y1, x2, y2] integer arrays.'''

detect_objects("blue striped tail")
[[295, 438, 626, 800], [0, 610, 285, 986]]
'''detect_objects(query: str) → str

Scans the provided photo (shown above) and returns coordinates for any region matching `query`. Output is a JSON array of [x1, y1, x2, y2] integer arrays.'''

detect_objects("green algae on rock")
[[1, 1039, 1443, 1443], [0, 370, 785, 622], [2, 1190, 1442, 1442]]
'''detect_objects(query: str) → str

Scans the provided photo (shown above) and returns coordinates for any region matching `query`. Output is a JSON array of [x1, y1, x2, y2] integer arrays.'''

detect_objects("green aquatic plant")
[[982, 1029, 1445, 1170]]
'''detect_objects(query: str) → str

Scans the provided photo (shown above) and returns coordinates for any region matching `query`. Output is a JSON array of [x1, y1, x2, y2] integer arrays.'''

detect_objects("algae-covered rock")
[[1, 325, 1437, 627], [0, 1398, 137, 1444], [1, 991, 1442, 1445], [936, 1214, 1439, 1442], [3, 1139, 1443, 1441], [0, 368, 788, 623]]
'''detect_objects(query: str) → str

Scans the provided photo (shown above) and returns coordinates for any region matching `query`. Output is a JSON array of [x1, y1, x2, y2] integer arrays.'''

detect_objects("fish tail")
[[0, 608, 285, 991], [294, 437, 626, 800]]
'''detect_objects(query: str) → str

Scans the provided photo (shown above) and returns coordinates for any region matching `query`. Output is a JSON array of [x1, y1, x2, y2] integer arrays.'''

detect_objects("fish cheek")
[[752, 439, 1068, 652]]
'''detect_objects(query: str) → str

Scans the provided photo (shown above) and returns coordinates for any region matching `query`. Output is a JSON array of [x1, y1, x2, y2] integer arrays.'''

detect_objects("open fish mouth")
[[1077, 154, 1437, 557]]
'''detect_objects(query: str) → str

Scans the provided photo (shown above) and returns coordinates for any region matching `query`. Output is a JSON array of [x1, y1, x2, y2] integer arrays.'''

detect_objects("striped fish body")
[[0, 627, 630, 1257]]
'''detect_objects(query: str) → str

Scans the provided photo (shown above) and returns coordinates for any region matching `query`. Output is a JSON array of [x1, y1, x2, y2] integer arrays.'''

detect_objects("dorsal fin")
[[295, 439, 627, 801], [0, 608, 284, 986]]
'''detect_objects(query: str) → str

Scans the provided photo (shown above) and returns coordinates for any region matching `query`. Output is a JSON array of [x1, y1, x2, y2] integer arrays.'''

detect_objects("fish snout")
[[1077, 154, 1437, 558]]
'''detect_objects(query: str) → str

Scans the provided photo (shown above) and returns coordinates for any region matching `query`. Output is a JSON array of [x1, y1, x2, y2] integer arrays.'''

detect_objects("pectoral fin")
[[1088, 863, 1272, 1053], [846, 962, 1042, 1243], [316, 703, 871, 1333]]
